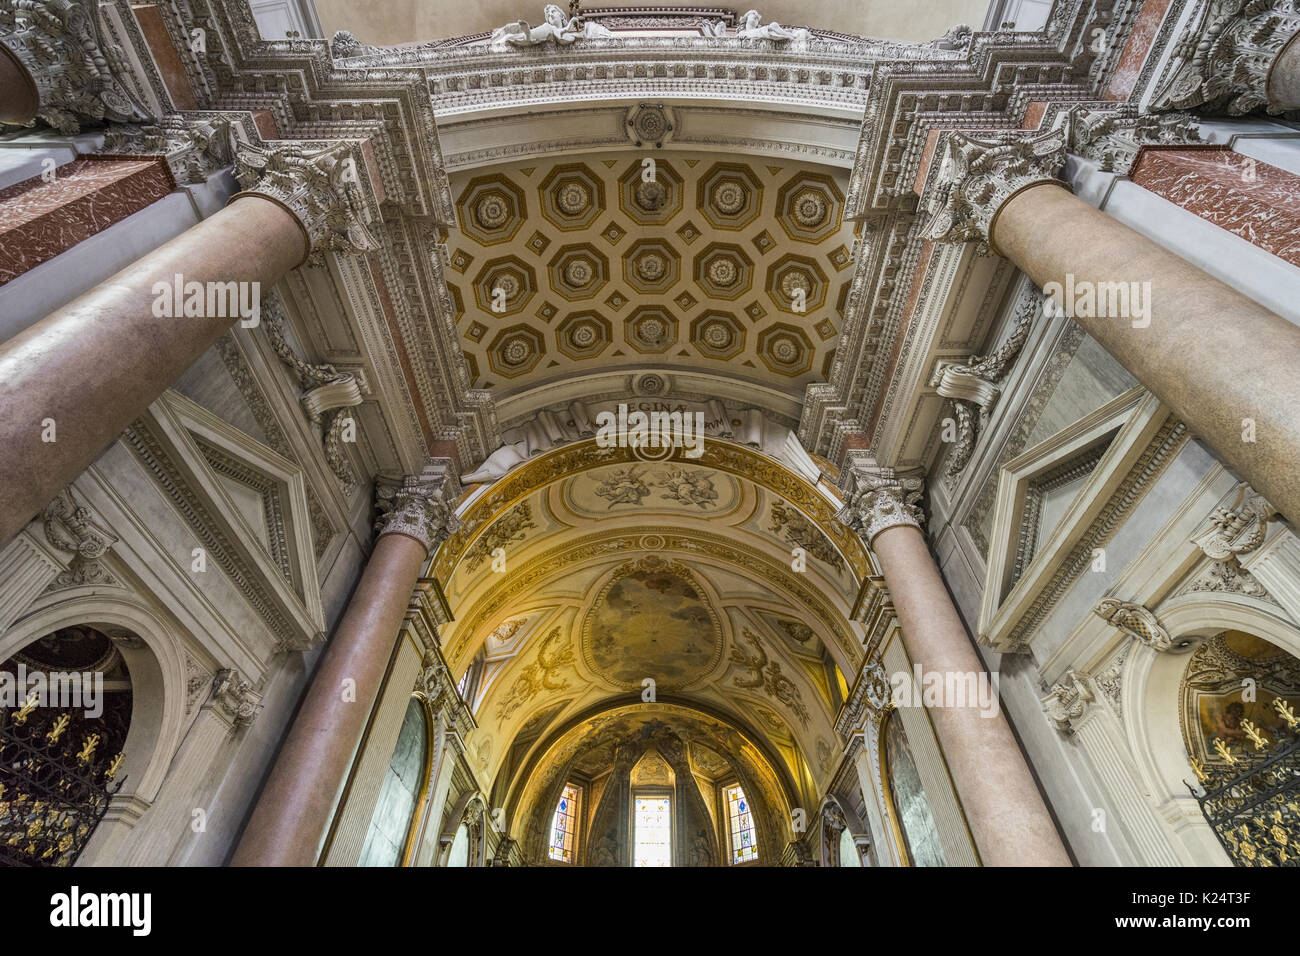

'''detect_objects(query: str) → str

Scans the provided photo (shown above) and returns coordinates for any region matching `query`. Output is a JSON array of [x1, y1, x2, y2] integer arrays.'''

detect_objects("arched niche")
[[0, 592, 187, 806], [1123, 594, 1300, 814]]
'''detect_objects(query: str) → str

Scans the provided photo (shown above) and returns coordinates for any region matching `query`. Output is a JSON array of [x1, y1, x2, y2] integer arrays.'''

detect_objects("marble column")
[[231, 464, 460, 867], [0, 141, 378, 550], [837, 463, 1072, 867], [0, 40, 38, 125], [926, 128, 1300, 527], [1151, 0, 1300, 115]]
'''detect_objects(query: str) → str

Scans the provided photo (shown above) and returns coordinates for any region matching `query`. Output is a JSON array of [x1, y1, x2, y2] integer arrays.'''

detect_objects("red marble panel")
[[251, 110, 280, 141], [130, 3, 198, 111], [0, 156, 175, 285], [366, 252, 441, 452], [1104, 0, 1173, 101], [1021, 101, 1049, 129], [912, 128, 941, 197], [864, 240, 934, 438], [1131, 146, 1300, 267]]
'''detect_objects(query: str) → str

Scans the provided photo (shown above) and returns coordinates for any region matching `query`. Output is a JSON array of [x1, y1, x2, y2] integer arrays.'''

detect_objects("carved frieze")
[[1063, 107, 1203, 175]]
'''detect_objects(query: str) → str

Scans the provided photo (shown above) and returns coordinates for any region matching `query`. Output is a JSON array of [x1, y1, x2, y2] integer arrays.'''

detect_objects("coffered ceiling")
[[447, 151, 855, 403]]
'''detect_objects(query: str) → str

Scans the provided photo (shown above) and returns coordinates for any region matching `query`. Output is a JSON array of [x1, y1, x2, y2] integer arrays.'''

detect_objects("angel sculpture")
[[490, 4, 612, 47], [735, 9, 810, 43]]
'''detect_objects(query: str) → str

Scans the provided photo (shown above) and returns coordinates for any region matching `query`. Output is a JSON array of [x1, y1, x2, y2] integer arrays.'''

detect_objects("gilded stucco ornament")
[[232, 142, 381, 266], [1151, 0, 1300, 115], [923, 129, 1067, 254], [374, 464, 462, 554], [0, 0, 152, 133], [834, 461, 924, 545]]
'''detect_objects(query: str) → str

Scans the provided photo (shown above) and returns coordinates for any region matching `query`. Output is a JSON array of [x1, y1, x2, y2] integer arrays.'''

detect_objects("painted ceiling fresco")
[[439, 442, 873, 825]]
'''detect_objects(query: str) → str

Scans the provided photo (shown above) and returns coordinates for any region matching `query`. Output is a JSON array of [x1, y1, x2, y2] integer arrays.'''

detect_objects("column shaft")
[[993, 183, 1300, 525], [0, 41, 38, 125], [1268, 29, 1300, 110], [230, 531, 428, 866], [872, 524, 1072, 867], [0, 195, 306, 547]]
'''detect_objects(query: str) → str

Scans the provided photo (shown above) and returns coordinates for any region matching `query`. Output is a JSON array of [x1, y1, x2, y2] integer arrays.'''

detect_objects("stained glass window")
[[547, 783, 581, 862], [633, 794, 673, 866], [725, 784, 759, 864]]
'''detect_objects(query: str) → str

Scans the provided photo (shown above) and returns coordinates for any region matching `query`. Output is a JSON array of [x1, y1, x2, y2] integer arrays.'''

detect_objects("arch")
[[0, 591, 189, 804], [1126, 593, 1300, 810]]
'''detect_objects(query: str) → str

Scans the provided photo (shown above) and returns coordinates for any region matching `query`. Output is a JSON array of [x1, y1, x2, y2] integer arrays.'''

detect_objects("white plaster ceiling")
[[312, 0, 994, 46]]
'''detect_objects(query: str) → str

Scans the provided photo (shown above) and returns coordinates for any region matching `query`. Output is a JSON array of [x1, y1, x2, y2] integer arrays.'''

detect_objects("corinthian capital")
[[923, 129, 1067, 253], [1063, 107, 1203, 175], [0, 0, 151, 133], [1152, 0, 1300, 116], [232, 142, 381, 267], [374, 460, 462, 555], [834, 457, 924, 545]]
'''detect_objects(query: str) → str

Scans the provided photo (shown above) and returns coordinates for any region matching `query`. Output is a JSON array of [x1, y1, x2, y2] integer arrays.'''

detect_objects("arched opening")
[[1179, 630, 1300, 867], [0, 625, 133, 866], [879, 707, 946, 867], [359, 696, 432, 867]]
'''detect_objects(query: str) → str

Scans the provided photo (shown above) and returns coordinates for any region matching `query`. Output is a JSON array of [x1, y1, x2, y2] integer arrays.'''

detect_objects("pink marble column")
[[0, 140, 376, 551], [0, 195, 307, 549], [838, 467, 1072, 867], [231, 468, 458, 866]]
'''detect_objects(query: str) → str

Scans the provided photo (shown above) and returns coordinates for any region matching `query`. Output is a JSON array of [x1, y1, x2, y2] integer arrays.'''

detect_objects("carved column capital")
[[40, 486, 118, 588], [210, 668, 262, 731], [834, 457, 924, 546], [101, 116, 239, 186], [1040, 669, 1095, 735], [1152, 0, 1300, 116], [1062, 107, 1203, 175], [0, 0, 150, 133], [922, 129, 1067, 254], [1093, 598, 1175, 652], [232, 141, 381, 267], [374, 460, 462, 555]]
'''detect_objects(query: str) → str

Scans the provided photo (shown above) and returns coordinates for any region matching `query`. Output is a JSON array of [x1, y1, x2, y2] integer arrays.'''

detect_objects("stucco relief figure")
[[593, 467, 651, 509], [735, 10, 810, 43], [490, 5, 613, 48]]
